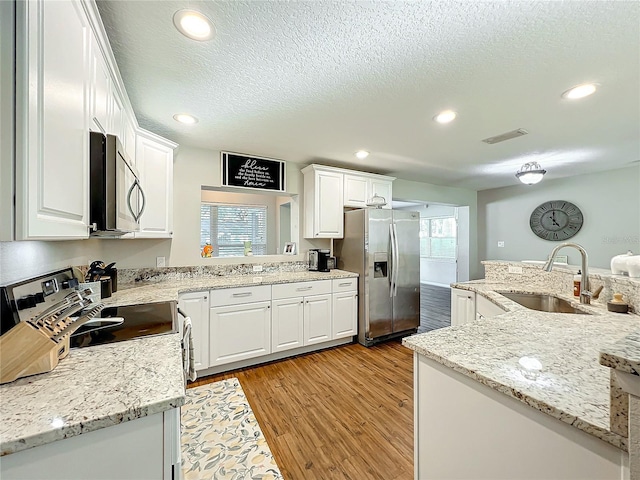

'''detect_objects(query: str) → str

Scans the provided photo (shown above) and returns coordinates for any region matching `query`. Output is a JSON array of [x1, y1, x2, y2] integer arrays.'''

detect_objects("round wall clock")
[[529, 200, 583, 241]]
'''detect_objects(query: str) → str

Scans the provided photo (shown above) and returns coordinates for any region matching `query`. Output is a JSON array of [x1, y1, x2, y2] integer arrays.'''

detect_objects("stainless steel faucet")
[[542, 242, 591, 304]]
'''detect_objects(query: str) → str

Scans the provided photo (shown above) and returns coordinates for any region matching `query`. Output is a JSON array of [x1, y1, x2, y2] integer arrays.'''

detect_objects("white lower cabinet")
[[331, 278, 358, 339], [209, 285, 272, 367], [272, 297, 304, 352], [272, 280, 333, 347], [189, 278, 358, 374], [450, 287, 476, 326], [475, 294, 506, 320], [303, 293, 332, 345], [178, 291, 210, 371]]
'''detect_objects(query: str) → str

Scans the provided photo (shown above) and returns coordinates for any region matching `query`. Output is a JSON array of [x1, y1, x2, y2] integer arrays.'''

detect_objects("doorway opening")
[[392, 200, 470, 333]]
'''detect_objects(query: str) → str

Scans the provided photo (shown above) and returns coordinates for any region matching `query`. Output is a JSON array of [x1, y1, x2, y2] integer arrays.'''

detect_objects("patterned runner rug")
[[182, 378, 283, 480]]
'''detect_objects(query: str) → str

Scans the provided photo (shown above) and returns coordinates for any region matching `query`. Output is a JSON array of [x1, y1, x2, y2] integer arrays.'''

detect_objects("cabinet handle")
[[296, 286, 313, 291], [338, 282, 351, 287], [204, 297, 207, 300], [232, 292, 253, 297]]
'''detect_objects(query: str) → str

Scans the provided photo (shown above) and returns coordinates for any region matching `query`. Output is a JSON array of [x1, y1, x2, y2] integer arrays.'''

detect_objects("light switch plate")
[[156, 256, 166, 268], [508, 265, 523, 274], [252, 265, 263, 272]]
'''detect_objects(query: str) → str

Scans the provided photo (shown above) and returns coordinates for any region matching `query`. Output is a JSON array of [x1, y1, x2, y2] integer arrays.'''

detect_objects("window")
[[201, 203, 267, 257], [420, 217, 456, 259]]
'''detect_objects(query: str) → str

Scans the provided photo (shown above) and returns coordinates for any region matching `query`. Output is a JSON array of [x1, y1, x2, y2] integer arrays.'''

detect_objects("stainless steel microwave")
[[89, 132, 144, 236]]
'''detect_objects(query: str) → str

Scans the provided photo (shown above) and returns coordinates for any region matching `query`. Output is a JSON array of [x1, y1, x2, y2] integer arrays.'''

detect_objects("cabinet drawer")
[[210, 285, 271, 307], [332, 277, 357, 293], [272, 280, 332, 300]]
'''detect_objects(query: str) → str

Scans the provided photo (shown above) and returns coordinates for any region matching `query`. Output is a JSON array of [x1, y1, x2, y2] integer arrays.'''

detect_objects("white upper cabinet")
[[343, 174, 369, 208], [15, 0, 91, 239], [89, 33, 109, 134], [109, 84, 124, 139], [344, 173, 393, 209], [303, 165, 344, 238], [135, 131, 176, 238], [123, 112, 137, 165], [369, 178, 392, 209], [13, 0, 177, 241]]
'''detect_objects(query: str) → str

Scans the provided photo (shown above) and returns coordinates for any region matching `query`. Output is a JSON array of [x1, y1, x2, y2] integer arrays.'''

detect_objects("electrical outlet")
[[156, 256, 166, 268], [508, 265, 523, 274], [497, 241, 505, 248], [252, 265, 263, 272]]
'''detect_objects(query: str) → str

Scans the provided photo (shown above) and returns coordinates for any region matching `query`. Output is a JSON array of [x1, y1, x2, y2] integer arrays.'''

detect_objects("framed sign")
[[221, 152, 286, 192]]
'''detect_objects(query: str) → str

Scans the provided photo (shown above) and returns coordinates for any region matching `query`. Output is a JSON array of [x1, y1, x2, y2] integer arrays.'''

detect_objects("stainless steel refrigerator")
[[334, 209, 420, 346]]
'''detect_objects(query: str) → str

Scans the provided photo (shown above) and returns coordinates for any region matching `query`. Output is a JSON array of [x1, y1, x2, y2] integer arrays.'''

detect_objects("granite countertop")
[[600, 330, 640, 376], [104, 269, 358, 307], [403, 279, 640, 450], [0, 334, 186, 456]]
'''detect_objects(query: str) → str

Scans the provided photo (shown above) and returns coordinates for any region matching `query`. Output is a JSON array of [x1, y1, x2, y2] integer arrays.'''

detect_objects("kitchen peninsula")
[[403, 262, 640, 479], [0, 334, 185, 478]]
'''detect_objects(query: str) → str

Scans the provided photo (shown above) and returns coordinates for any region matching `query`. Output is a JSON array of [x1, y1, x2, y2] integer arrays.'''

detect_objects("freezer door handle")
[[389, 224, 395, 297], [392, 223, 399, 297]]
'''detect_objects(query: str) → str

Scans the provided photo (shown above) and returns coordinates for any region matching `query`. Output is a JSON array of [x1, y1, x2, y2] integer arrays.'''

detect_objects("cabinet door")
[[210, 301, 271, 366], [316, 171, 343, 237], [304, 293, 332, 345], [332, 291, 357, 339], [123, 113, 137, 164], [89, 34, 109, 134], [370, 179, 392, 209], [476, 294, 506, 321], [109, 85, 123, 138], [16, 0, 90, 239], [178, 292, 210, 371], [271, 297, 304, 353], [135, 134, 174, 238], [450, 288, 475, 326], [344, 174, 369, 208]]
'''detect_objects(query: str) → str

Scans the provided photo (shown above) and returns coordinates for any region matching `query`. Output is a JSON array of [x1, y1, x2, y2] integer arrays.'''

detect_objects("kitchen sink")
[[496, 292, 591, 314]]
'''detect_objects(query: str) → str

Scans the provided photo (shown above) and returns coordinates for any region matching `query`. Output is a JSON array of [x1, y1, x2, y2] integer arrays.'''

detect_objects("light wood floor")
[[190, 340, 414, 480]]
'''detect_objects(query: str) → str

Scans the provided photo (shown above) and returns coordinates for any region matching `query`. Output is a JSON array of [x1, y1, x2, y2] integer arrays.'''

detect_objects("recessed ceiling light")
[[173, 10, 214, 41], [173, 113, 198, 125], [434, 110, 457, 124], [562, 83, 597, 100], [355, 150, 370, 159]]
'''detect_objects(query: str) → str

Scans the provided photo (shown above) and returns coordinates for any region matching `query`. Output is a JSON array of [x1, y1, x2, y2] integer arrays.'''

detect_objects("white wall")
[[478, 165, 640, 271], [393, 179, 479, 279]]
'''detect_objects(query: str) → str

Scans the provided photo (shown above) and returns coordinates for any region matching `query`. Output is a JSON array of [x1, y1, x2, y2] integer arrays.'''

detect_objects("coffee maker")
[[308, 249, 331, 272]]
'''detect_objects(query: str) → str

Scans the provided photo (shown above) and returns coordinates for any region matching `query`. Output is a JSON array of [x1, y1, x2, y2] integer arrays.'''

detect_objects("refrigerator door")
[[391, 210, 420, 333], [366, 209, 394, 341]]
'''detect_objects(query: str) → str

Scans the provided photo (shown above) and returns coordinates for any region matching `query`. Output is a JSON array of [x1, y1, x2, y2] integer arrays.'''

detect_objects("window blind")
[[201, 203, 267, 257]]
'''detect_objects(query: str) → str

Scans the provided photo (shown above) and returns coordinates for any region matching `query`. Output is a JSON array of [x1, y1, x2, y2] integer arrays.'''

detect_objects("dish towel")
[[182, 316, 197, 383]]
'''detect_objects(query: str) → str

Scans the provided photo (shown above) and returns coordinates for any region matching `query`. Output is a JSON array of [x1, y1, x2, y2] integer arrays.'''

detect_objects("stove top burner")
[[70, 301, 178, 348]]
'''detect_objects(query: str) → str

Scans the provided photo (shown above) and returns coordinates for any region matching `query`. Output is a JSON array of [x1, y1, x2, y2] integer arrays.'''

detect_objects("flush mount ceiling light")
[[173, 10, 214, 41], [562, 83, 597, 100], [355, 150, 370, 159], [434, 110, 457, 124], [173, 113, 198, 124], [515, 161, 547, 185]]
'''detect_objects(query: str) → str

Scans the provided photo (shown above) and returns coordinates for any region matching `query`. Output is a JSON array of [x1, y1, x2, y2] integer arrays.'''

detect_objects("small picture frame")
[[284, 242, 296, 255]]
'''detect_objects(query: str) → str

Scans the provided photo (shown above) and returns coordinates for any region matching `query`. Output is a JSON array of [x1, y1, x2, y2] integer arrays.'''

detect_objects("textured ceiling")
[[97, 0, 640, 191]]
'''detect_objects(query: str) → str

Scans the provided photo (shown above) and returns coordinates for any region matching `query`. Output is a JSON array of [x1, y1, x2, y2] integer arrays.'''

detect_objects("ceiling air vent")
[[482, 128, 529, 145]]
